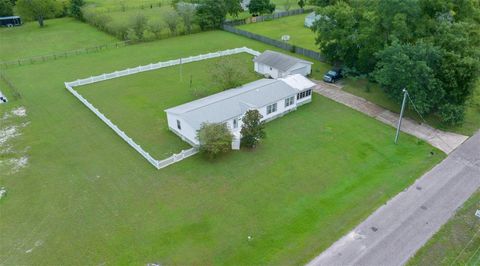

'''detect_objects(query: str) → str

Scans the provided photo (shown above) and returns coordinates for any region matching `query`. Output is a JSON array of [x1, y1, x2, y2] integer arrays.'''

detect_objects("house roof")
[[0, 16, 21, 20], [165, 74, 315, 130], [253, 50, 313, 72]]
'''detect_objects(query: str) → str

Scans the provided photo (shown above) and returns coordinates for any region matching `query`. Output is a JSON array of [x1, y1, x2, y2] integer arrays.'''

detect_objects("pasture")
[[0, 18, 117, 62], [237, 14, 317, 50], [0, 29, 444, 265]]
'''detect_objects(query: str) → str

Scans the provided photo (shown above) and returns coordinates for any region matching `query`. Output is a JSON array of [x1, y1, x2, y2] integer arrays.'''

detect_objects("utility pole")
[[395, 88, 408, 144], [179, 58, 183, 82]]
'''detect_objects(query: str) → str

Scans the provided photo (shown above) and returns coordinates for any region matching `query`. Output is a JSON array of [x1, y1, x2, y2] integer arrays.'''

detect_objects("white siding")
[[288, 63, 311, 77], [255, 62, 311, 78], [254, 62, 280, 78], [166, 113, 199, 145]]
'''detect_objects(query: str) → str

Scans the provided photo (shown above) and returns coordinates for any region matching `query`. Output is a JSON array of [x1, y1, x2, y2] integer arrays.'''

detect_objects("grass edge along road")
[[408, 190, 480, 266]]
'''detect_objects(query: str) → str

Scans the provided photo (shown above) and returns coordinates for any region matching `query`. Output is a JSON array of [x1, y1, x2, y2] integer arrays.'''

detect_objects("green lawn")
[[237, 14, 317, 50], [343, 78, 480, 136], [76, 53, 260, 159], [408, 190, 480, 265], [0, 18, 118, 62], [0, 30, 444, 265]]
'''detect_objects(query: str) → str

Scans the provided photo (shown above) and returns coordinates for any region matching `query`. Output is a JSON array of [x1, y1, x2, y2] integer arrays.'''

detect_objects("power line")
[[450, 228, 480, 266]]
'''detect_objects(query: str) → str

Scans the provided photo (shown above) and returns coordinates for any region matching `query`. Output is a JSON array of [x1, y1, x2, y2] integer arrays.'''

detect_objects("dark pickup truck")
[[323, 69, 342, 83]]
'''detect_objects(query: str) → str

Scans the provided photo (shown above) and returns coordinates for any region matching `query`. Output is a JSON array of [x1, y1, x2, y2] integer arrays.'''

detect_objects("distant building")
[[304, 12, 321, 28], [241, 0, 250, 11], [165, 74, 315, 149], [254, 50, 313, 78], [0, 16, 22, 27]]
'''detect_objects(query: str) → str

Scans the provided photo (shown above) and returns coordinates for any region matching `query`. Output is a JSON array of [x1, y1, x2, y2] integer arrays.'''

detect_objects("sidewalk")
[[313, 82, 468, 154]]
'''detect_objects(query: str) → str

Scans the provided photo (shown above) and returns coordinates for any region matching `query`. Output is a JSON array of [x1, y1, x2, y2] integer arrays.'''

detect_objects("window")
[[176, 120, 181, 130], [233, 118, 238, 129], [297, 89, 312, 100], [285, 96, 295, 107], [267, 103, 277, 114]]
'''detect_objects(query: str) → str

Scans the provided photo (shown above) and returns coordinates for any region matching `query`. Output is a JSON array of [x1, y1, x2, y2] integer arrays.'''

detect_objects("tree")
[[248, 0, 275, 15], [70, 0, 85, 20], [374, 41, 443, 115], [210, 57, 248, 90], [130, 13, 148, 39], [197, 122, 233, 158], [0, 0, 13, 17], [163, 9, 180, 35], [312, 0, 480, 125], [240, 109, 266, 148], [16, 0, 62, 27], [298, 0, 305, 9], [283, 0, 293, 11], [225, 0, 242, 18], [196, 0, 227, 30], [176, 2, 196, 34]]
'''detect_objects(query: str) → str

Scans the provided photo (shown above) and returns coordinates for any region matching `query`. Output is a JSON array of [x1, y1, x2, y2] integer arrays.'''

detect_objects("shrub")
[[142, 29, 156, 41], [210, 57, 249, 90], [241, 109, 266, 148], [148, 21, 164, 38], [197, 123, 233, 158], [126, 28, 140, 42], [130, 13, 148, 39], [438, 103, 465, 126]]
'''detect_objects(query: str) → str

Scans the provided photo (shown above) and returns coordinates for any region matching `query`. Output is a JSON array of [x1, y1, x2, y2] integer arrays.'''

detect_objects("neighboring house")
[[254, 50, 313, 78], [165, 74, 315, 149], [304, 12, 321, 28], [241, 0, 250, 10]]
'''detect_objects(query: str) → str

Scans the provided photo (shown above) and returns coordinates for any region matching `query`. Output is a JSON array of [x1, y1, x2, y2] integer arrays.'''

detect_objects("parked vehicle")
[[323, 69, 342, 83], [0, 16, 22, 27]]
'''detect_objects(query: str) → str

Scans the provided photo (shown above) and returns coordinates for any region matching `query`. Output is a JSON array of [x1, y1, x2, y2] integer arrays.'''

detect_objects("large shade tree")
[[0, 0, 13, 17], [16, 0, 62, 27], [196, 0, 227, 30], [312, 0, 480, 125], [248, 0, 275, 15]]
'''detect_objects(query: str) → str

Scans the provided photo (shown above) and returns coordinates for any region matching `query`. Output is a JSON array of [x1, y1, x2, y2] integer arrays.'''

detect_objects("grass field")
[[237, 14, 317, 50], [75, 53, 259, 159], [408, 190, 480, 265], [0, 30, 444, 265], [0, 18, 117, 62]]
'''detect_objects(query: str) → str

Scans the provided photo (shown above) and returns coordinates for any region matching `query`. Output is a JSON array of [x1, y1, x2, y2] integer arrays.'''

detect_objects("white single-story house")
[[165, 74, 316, 149], [304, 12, 321, 28], [253, 50, 313, 78]]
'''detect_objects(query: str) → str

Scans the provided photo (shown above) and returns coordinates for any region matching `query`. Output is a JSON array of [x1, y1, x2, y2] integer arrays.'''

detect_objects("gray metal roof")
[[253, 50, 313, 72], [165, 75, 314, 130]]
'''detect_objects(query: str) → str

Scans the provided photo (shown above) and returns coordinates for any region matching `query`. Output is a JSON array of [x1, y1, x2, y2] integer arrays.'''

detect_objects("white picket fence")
[[64, 47, 261, 169], [66, 47, 261, 87]]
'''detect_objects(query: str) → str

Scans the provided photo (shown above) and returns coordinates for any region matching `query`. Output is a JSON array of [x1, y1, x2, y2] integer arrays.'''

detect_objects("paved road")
[[307, 131, 480, 266], [313, 82, 468, 154]]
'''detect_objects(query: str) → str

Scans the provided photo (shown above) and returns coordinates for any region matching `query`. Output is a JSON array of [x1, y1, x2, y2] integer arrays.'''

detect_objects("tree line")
[[312, 0, 480, 125]]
